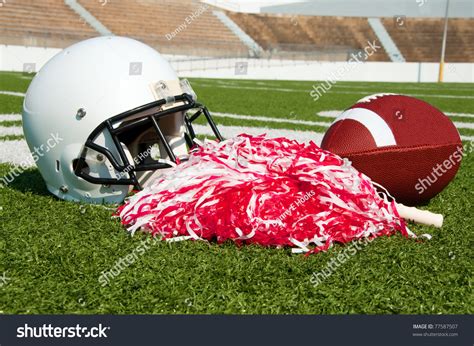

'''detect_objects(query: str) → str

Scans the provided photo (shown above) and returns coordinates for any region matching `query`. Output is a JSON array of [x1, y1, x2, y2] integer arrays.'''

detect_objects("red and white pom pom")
[[118, 134, 408, 254]]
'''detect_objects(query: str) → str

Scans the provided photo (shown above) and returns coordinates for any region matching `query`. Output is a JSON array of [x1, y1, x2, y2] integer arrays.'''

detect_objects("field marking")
[[194, 124, 325, 144], [1, 110, 472, 141], [329, 89, 474, 100], [318, 111, 342, 118], [318, 110, 474, 120], [343, 90, 473, 100], [196, 123, 473, 143], [216, 80, 474, 92], [202, 84, 300, 93], [331, 84, 474, 92], [0, 126, 472, 169], [203, 80, 474, 95], [0, 91, 26, 97], [0, 126, 325, 168], [3, 109, 472, 126], [0, 114, 22, 121], [212, 112, 330, 127], [214, 111, 474, 130], [454, 122, 474, 129], [447, 112, 474, 118], [0, 111, 330, 130], [0, 126, 24, 136], [196, 83, 474, 100], [0, 140, 33, 167]]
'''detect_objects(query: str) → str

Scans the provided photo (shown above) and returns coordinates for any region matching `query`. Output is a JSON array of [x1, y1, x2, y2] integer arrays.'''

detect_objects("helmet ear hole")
[[72, 159, 90, 175]]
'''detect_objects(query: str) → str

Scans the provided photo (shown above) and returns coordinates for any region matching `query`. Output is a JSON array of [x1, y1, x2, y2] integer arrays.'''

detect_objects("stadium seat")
[[78, 0, 248, 57], [381, 17, 474, 62], [0, 0, 97, 47], [226, 13, 390, 61]]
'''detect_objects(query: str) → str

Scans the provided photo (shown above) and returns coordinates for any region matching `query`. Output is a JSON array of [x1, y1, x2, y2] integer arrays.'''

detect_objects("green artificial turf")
[[0, 73, 472, 314]]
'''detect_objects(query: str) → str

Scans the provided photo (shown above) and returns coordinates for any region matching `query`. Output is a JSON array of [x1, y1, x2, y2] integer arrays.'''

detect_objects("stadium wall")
[[1, 45, 472, 83], [0, 45, 62, 75], [177, 58, 473, 83]]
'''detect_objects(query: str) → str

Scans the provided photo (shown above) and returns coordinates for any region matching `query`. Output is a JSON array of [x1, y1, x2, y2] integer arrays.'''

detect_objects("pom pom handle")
[[396, 203, 443, 228]]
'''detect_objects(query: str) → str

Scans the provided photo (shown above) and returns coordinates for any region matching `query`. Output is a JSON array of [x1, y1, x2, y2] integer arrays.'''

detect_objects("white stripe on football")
[[331, 108, 397, 147]]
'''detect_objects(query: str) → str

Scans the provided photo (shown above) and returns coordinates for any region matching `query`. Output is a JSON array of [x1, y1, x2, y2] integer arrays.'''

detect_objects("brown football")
[[321, 94, 463, 205]]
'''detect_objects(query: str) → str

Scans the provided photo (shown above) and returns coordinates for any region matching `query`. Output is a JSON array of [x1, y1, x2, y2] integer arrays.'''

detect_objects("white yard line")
[[318, 110, 474, 120], [1, 108, 472, 142], [204, 80, 474, 92], [331, 84, 474, 92], [199, 123, 473, 143], [205, 83, 301, 93], [0, 140, 34, 167], [0, 114, 22, 121], [0, 91, 26, 97], [0, 125, 472, 169], [446, 112, 474, 118], [317, 110, 342, 118], [0, 126, 24, 136], [198, 83, 474, 99], [213, 112, 330, 127], [454, 122, 474, 129], [224, 81, 474, 92], [214, 111, 474, 129], [325, 90, 474, 99], [194, 124, 325, 144], [0, 125, 326, 168]]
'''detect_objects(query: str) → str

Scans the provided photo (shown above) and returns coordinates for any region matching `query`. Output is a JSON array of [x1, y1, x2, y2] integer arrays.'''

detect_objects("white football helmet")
[[22, 36, 222, 204]]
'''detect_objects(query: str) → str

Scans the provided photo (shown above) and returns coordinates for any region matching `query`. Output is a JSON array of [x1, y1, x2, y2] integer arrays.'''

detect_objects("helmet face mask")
[[74, 91, 223, 190], [22, 36, 223, 204]]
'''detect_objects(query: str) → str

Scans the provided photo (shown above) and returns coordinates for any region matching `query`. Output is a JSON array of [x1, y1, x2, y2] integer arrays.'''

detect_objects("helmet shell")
[[23, 36, 178, 203]]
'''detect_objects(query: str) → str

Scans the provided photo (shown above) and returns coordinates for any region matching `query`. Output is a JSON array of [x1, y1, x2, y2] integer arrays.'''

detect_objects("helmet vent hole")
[[55, 160, 60, 172]]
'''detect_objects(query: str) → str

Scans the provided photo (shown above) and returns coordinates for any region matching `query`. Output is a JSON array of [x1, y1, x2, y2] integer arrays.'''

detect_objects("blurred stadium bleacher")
[[382, 17, 474, 62], [77, 0, 249, 57], [0, 0, 472, 63], [0, 0, 96, 47], [226, 13, 390, 61]]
